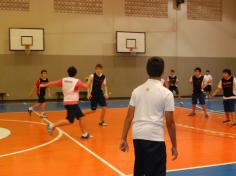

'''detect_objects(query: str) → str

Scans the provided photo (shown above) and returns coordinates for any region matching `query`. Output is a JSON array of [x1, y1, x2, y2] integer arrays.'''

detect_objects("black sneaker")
[[188, 112, 196, 117], [223, 120, 230, 124], [99, 121, 108, 126], [81, 133, 91, 139]]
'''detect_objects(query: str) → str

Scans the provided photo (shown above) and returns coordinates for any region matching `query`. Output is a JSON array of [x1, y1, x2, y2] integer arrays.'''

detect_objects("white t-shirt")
[[129, 79, 175, 142], [217, 77, 236, 99], [204, 74, 213, 86]]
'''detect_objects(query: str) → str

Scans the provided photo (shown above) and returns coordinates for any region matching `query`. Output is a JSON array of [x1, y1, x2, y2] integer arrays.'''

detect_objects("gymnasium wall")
[[0, 0, 236, 100]]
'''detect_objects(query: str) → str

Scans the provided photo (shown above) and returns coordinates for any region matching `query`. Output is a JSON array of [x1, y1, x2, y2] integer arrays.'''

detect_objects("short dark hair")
[[146, 57, 164, 77], [171, 69, 175, 73], [223, 68, 232, 76], [194, 67, 201, 72], [206, 70, 210, 72], [95, 64, 103, 69], [41, 69, 47, 74], [67, 66, 77, 77]]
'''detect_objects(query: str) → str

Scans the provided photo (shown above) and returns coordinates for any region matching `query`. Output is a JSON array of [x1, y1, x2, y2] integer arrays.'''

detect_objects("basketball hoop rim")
[[23, 44, 32, 50], [127, 47, 136, 52]]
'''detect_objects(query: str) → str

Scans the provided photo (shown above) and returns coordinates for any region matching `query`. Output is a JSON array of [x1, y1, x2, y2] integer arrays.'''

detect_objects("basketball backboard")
[[9, 28, 45, 51], [116, 31, 146, 53]]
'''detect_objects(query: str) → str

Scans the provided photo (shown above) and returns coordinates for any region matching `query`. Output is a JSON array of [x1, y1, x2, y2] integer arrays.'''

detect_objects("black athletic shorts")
[[223, 99, 235, 112], [169, 86, 179, 95], [204, 85, 212, 93], [192, 92, 205, 105], [65, 104, 84, 123], [133, 139, 166, 176], [90, 95, 107, 110], [38, 95, 46, 103]]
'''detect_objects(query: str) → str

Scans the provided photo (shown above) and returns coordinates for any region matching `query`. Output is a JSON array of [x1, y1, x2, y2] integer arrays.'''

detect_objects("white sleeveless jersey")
[[62, 77, 79, 103]]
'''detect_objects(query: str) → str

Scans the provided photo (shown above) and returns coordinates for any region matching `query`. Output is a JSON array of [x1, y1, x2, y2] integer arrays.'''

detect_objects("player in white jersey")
[[204, 70, 213, 98], [41, 66, 91, 139]]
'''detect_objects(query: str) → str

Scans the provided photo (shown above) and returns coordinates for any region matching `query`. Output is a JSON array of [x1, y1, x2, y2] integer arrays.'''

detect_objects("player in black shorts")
[[28, 69, 51, 118], [41, 66, 91, 139], [189, 67, 209, 118], [213, 69, 236, 126], [167, 70, 180, 98], [87, 64, 109, 126]]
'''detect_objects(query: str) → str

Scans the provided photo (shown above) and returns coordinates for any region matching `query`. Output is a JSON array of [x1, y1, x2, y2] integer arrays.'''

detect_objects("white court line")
[[29, 106, 126, 176], [176, 123, 236, 138], [173, 106, 236, 138], [0, 119, 63, 158]]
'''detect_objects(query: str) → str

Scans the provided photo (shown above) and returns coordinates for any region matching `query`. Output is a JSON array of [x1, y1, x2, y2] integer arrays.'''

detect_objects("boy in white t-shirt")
[[120, 57, 178, 176], [41, 66, 91, 139], [204, 70, 213, 98]]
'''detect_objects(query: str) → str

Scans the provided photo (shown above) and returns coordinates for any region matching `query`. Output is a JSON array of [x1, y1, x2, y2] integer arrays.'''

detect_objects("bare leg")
[[229, 112, 235, 126], [32, 103, 40, 110], [192, 104, 196, 114], [202, 105, 207, 114], [40, 102, 46, 114], [189, 104, 196, 116], [202, 105, 209, 118], [225, 112, 230, 120], [79, 118, 87, 134], [100, 107, 106, 121], [52, 119, 71, 128]]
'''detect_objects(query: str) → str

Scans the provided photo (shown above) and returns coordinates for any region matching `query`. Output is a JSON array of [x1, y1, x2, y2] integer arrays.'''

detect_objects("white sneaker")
[[28, 107, 33, 116], [47, 124, 54, 135], [40, 114, 48, 118]]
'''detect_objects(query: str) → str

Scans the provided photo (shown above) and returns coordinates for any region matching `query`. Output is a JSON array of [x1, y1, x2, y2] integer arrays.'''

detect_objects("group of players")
[[27, 64, 236, 139], [164, 67, 235, 126], [28, 64, 109, 138]]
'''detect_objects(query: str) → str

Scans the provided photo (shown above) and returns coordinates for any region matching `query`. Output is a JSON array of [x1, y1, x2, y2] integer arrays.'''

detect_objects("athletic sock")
[[49, 124, 54, 129]]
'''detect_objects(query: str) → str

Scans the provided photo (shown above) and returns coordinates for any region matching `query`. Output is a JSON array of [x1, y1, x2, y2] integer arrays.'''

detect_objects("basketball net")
[[24, 44, 32, 55], [127, 47, 137, 56]]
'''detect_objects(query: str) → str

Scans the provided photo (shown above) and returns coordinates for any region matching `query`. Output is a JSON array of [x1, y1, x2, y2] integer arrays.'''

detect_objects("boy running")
[[28, 69, 50, 118], [41, 66, 91, 139], [213, 69, 236, 126], [189, 67, 209, 118], [87, 64, 109, 126]]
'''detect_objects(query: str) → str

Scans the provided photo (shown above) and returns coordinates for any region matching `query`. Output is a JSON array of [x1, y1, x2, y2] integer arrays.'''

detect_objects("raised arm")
[[165, 111, 178, 160], [41, 80, 62, 88], [120, 106, 135, 152]]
